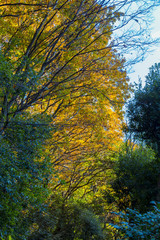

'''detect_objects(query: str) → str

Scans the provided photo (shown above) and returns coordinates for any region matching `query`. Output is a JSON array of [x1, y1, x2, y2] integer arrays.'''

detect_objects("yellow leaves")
[[0, 0, 131, 205]]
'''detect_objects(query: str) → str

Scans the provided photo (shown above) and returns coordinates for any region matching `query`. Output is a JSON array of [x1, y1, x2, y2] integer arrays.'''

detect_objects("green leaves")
[[110, 144, 159, 212], [0, 114, 53, 239], [112, 206, 160, 239], [28, 198, 104, 240], [0, 52, 13, 89], [127, 63, 160, 153]]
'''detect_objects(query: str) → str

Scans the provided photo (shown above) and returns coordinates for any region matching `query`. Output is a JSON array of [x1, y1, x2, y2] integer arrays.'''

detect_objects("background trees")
[[110, 144, 159, 212], [109, 63, 160, 238], [127, 63, 160, 154], [109, 62, 160, 214], [126, 62, 160, 205]]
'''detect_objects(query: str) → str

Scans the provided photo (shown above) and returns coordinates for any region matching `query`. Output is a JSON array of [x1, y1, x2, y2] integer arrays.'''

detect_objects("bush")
[[112, 204, 160, 239]]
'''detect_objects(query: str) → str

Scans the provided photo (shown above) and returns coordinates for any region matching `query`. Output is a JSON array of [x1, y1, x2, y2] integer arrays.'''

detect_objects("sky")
[[128, 6, 160, 86]]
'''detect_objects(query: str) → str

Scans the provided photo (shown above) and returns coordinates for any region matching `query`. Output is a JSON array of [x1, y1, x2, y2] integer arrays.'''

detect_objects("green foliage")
[[127, 63, 160, 153], [0, 114, 53, 239], [112, 205, 160, 239], [108, 144, 159, 212], [0, 236, 12, 240], [28, 197, 104, 240], [58, 203, 103, 240], [0, 52, 13, 88]]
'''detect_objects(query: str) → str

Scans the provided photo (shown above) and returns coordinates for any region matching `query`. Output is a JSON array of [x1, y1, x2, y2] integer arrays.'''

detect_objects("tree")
[[0, 2, 130, 236], [0, 1, 159, 238], [0, 0, 158, 134], [109, 144, 159, 213], [127, 63, 160, 154], [127, 62, 160, 203], [0, 1, 158, 204]]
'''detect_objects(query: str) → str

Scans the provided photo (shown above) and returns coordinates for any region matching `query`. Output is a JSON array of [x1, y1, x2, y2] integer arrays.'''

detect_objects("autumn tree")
[[0, 0, 159, 238], [0, 0, 158, 133]]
